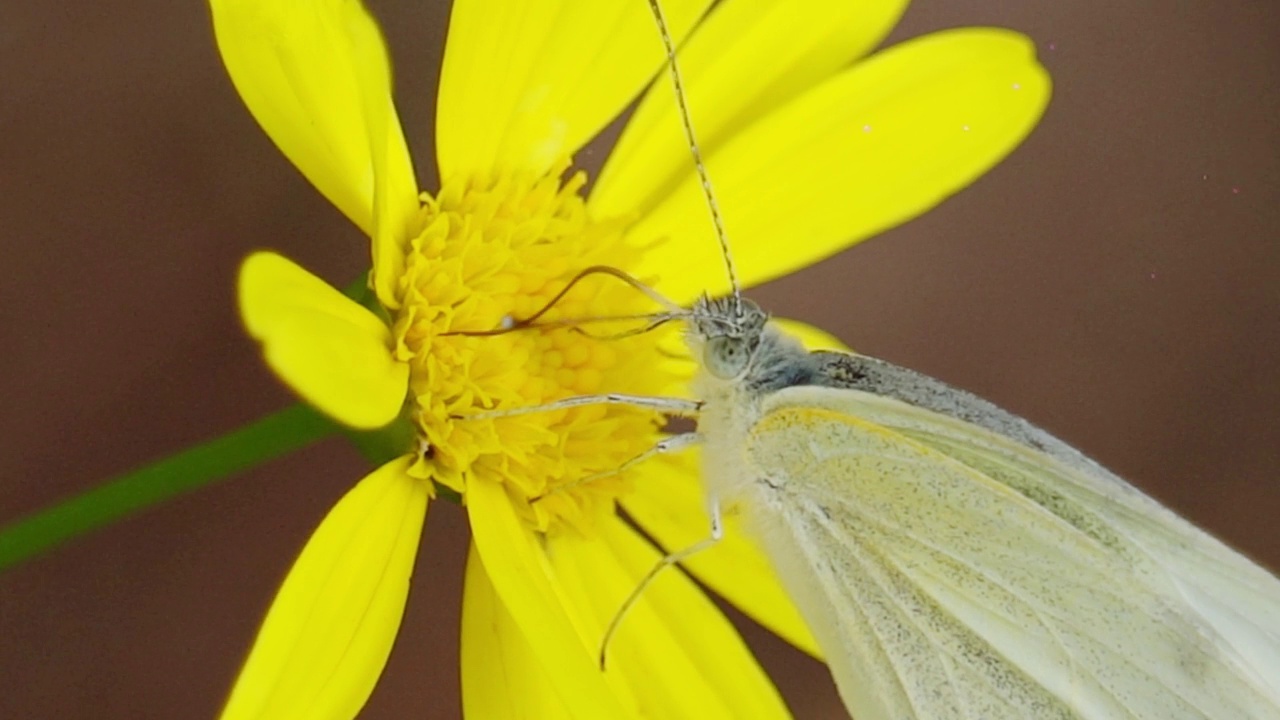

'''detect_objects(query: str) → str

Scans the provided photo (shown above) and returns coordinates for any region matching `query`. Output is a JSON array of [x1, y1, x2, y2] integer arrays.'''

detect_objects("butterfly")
[[681, 290, 1280, 718]]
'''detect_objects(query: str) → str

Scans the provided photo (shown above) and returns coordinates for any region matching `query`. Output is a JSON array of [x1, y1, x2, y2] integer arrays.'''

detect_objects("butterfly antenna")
[[647, 0, 742, 311], [441, 265, 683, 336]]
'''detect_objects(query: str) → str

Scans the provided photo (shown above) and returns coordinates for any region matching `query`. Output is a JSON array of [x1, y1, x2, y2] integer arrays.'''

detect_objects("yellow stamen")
[[390, 161, 676, 533]]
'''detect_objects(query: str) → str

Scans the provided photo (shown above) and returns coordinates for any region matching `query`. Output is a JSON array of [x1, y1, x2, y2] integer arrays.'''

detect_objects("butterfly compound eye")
[[704, 336, 750, 379]]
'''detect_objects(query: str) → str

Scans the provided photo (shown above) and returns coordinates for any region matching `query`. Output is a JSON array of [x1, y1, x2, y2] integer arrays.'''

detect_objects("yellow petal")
[[466, 479, 630, 718], [340, 0, 420, 310], [625, 28, 1052, 303], [621, 451, 822, 659], [239, 251, 409, 429], [546, 514, 791, 719], [593, 0, 908, 219], [210, 0, 416, 238], [435, 0, 711, 180], [220, 457, 428, 720], [460, 544, 575, 719], [769, 317, 851, 353]]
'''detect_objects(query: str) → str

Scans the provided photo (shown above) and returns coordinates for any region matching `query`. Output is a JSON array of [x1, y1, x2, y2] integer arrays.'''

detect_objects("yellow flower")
[[211, 0, 1049, 718]]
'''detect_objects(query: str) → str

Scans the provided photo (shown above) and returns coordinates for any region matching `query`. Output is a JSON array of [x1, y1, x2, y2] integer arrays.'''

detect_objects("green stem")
[[0, 403, 337, 571]]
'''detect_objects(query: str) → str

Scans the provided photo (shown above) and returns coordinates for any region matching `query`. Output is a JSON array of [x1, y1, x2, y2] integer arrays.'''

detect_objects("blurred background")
[[1, 0, 1277, 717]]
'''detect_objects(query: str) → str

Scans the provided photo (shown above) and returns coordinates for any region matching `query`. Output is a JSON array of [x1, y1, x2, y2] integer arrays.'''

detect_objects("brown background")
[[1, 1, 1277, 718]]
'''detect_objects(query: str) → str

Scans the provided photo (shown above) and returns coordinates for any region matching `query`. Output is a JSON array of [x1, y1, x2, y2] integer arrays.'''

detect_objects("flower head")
[[211, 0, 1049, 717]]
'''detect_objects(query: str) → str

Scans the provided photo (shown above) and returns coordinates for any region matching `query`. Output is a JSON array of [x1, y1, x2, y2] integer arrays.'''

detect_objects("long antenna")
[[646, 0, 742, 306]]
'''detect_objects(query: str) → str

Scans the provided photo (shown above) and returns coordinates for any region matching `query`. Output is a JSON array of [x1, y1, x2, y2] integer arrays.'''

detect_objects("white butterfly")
[[685, 292, 1280, 718]]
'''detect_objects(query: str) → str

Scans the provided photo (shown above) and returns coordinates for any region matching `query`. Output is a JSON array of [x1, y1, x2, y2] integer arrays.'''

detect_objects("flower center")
[[389, 162, 678, 533]]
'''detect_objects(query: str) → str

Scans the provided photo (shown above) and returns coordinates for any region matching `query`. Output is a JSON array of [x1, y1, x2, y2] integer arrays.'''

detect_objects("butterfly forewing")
[[734, 379, 1280, 719]]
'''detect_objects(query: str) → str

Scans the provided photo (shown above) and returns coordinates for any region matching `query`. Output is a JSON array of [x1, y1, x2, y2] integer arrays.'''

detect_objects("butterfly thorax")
[[687, 296, 816, 506]]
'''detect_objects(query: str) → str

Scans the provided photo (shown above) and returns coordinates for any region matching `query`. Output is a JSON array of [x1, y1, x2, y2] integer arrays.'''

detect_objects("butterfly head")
[[688, 295, 768, 380]]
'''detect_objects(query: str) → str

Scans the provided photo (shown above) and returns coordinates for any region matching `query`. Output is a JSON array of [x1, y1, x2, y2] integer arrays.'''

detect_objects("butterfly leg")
[[533, 432, 701, 503], [599, 494, 724, 669], [453, 393, 700, 420]]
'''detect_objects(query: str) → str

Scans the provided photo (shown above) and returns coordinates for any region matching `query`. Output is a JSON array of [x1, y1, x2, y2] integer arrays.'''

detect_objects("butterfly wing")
[[742, 386, 1280, 719], [818, 380, 1280, 696]]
